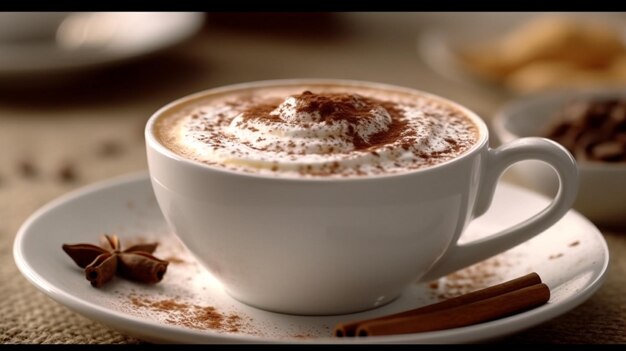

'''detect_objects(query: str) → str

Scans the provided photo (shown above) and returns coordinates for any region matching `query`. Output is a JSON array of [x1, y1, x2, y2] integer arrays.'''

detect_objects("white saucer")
[[0, 12, 204, 76], [13, 172, 609, 344]]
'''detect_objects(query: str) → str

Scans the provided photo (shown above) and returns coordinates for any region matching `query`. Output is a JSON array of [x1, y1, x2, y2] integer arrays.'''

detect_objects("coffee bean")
[[545, 99, 626, 163], [17, 160, 38, 178], [58, 163, 78, 183], [96, 140, 124, 158]]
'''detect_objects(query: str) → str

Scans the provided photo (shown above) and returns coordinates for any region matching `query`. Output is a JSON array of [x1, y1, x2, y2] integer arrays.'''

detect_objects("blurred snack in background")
[[459, 15, 626, 93]]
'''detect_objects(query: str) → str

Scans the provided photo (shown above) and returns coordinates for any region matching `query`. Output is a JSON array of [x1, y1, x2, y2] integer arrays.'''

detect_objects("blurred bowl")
[[0, 12, 205, 78], [0, 12, 70, 43], [417, 12, 626, 95], [493, 88, 626, 229]]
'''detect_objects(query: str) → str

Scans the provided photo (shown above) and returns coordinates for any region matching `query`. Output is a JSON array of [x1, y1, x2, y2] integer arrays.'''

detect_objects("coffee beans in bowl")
[[494, 89, 626, 228], [543, 98, 626, 163]]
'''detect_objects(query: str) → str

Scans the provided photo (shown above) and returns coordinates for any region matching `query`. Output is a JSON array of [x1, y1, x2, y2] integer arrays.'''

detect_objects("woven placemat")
[[0, 103, 148, 344]]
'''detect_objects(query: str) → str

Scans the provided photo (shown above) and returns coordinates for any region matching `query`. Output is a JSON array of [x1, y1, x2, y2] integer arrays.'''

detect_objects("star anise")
[[62, 234, 169, 288]]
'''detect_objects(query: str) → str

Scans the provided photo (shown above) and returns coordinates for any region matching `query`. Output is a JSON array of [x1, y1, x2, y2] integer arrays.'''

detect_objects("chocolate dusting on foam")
[[241, 91, 409, 151], [295, 91, 386, 125], [240, 102, 283, 124], [358, 103, 409, 151], [166, 88, 478, 177]]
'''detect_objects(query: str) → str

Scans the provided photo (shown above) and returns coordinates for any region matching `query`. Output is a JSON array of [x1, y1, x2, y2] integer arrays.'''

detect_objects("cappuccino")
[[147, 80, 578, 314], [155, 83, 478, 177]]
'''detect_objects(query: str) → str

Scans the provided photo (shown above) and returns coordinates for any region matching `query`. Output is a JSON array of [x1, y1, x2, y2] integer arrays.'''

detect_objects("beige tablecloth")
[[1, 13, 624, 344]]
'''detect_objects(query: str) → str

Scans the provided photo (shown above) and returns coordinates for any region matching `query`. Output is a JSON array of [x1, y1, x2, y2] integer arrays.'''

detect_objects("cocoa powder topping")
[[161, 86, 478, 177], [240, 92, 409, 150], [129, 295, 250, 333]]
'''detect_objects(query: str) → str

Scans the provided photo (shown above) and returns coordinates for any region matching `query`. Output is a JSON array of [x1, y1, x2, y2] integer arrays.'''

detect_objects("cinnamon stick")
[[356, 283, 550, 336], [334, 272, 542, 337]]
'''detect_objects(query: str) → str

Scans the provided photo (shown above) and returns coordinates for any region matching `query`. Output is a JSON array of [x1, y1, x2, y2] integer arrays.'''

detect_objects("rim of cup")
[[145, 78, 489, 182]]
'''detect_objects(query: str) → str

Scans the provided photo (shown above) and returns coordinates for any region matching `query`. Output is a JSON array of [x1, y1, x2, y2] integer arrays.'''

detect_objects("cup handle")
[[421, 137, 579, 281]]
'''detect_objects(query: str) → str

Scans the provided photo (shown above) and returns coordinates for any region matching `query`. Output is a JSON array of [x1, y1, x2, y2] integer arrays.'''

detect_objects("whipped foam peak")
[[227, 91, 397, 155], [161, 89, 478, 177], [273, 92, 394, 146]]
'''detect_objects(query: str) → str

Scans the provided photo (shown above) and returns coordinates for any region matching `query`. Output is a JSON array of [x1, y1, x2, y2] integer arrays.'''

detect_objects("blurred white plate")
[[416, 12, 626, 94], [14, 172, 608, 343], [0, 12, 204, 76]]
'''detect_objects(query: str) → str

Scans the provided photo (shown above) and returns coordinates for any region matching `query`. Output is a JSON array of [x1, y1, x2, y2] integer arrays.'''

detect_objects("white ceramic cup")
[[145, 79, 579, 315]]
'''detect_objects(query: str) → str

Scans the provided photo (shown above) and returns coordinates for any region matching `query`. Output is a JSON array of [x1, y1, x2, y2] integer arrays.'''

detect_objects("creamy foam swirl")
[[229, 92, 396, 155], [159, 89, 478, 177]]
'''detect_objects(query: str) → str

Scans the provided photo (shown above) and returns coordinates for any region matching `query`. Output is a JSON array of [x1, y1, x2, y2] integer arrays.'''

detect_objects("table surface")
[[1, 13, 624, 344]]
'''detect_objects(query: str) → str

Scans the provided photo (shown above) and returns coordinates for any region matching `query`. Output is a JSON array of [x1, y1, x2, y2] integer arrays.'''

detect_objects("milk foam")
[[157, 86, 478, 177]]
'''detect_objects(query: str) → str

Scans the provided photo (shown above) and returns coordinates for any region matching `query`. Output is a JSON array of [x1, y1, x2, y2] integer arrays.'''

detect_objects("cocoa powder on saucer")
[[128, 294, 253, 333], [428, 256, 511, 300]]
